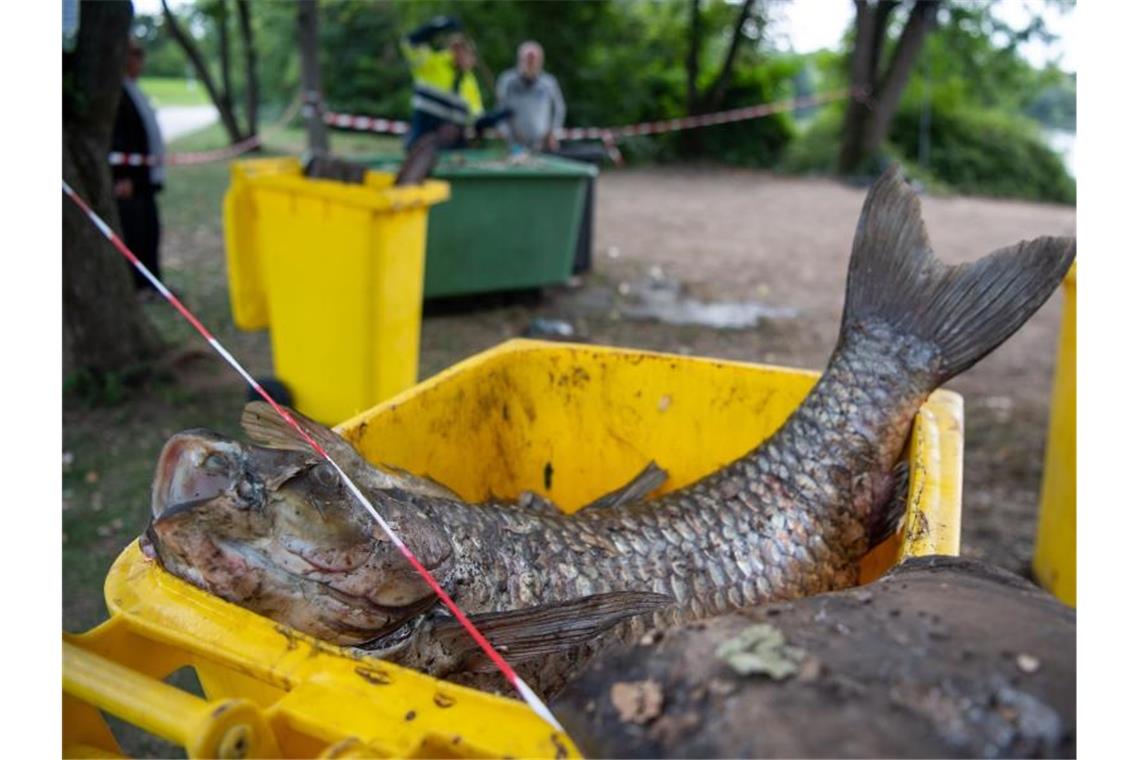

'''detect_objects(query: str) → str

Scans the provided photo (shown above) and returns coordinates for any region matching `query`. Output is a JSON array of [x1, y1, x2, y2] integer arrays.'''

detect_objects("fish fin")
[[241, 401, 345, 453], [842, 165, 1075, 383], [514, 491, 565, 516], [242, 401, 461, 499], [869, 461, 909, 547], [433, 591, 671, 671], [580, 461, 669, 512]]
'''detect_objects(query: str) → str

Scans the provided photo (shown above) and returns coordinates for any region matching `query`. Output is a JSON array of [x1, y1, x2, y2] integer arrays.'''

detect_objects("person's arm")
[[549, 76, 566, 133], [495, 72, 513, 140], [546, 76, 566, 150], [401, 16, 460, 67], [406, 16, 460, 45]]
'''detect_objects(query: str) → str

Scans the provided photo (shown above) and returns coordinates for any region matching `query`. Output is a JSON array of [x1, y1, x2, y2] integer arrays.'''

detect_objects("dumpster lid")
[[365, 149, 599, 179]]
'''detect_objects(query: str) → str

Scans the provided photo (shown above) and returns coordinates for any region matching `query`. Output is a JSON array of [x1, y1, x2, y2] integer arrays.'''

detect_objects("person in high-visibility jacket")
[[401, 16, 484, 148]]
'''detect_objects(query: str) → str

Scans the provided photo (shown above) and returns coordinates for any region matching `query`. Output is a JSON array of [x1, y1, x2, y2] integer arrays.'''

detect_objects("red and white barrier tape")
[[61, 179, 565, 735], [322, 111, 410, 136], [321, 88, 851, 165], [560, 88, 849, 140], [109, 134, 263, 167]]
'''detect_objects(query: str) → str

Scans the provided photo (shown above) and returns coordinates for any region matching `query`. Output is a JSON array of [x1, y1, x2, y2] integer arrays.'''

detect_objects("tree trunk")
[[237, 0, 259, 138], [685, 0, 702, 115], [839, 0, 880, 173], [700, 0, 757, 112], [682, 0, 703, 155], [63, 0, 162, 377], [864, 0, 940, 154], [161, 0, 244, 143], [838, 0, 940, 174], [216, 0, 235, 130], [297, 0, 329, 155]]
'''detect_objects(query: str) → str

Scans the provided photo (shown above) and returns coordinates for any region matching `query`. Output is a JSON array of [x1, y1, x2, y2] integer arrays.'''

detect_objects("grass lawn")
[[138, 76, 211, 107]]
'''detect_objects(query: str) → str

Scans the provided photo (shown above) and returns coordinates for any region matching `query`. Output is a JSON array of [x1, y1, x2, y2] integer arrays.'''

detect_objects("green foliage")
[[144, 0, 802, 167], [780, 102, 844, 175], [63, 366, 150, 407], [131, 12, 191, 79], [318, 0, 409, 117], [890, 99, 1074, 204], [783, 0, 1075, 202]]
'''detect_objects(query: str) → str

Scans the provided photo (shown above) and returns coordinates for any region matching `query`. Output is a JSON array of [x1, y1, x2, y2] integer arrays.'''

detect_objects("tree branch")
[[700, 0, 757, 112], [868, 0, 900, 82], [866, 0, 941, 150], [237, 0, 259, 138], [686, 0, 702, 114], [161, 0, 242, 142], [216, 0, 234, 120]]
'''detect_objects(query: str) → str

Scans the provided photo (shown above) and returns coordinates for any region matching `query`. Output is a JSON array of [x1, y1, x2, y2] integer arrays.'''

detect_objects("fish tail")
[[841, 165, 1075, 383]]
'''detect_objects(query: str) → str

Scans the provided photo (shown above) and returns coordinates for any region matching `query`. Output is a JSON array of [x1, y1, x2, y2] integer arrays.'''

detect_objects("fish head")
[[143, 429, 454, 645]]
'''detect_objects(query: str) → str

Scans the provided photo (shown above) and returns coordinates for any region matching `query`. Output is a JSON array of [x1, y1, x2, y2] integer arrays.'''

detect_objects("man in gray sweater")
[[496, 41, 566, 152]]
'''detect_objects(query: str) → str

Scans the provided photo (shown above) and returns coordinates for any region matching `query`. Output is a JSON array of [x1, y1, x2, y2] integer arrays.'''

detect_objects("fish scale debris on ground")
[[139, 166, 1075, 698]]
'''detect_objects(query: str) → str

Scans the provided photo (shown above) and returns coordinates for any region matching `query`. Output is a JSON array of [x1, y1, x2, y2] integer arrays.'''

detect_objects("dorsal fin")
[[240, 402, 462, 500]]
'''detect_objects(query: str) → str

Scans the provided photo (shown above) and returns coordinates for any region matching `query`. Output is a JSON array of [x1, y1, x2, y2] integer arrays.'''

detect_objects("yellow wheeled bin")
[[63, 340, 963, 758], [1033, 265, 1076, 606], [222, 157, 450, 424]]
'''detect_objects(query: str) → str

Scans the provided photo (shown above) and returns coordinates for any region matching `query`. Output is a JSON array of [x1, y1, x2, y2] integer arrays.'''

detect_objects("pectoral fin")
[[433, 591, 672, 672]]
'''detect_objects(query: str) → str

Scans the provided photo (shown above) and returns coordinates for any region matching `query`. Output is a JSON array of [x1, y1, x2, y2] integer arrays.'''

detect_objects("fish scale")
[[143, 167, 1075, 700]]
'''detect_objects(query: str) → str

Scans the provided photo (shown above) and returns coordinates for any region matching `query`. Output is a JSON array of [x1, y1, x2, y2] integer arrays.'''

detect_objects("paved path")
[[157, 105, 217, 142]]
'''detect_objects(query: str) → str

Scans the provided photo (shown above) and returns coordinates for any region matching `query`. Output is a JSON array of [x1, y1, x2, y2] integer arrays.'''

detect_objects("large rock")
[[554, 556, 1074, 758]]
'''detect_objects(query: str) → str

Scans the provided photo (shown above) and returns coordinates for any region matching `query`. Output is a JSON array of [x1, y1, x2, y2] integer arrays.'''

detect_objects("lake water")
[[1045, 128, 1076, 181]]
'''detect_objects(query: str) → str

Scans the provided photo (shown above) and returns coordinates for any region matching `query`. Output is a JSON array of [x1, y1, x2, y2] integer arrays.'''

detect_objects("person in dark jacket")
[[112, 38, 165, 297]]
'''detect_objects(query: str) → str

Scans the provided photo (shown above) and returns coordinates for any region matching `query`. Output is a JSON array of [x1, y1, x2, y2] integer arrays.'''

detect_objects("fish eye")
[[202, 452, 230, 474], [312, 463, 340, 489]]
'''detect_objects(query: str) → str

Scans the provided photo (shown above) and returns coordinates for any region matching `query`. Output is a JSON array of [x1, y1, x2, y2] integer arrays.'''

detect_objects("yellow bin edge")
[[1032, 265, 1076, 606], [64, 339, 963, 758]]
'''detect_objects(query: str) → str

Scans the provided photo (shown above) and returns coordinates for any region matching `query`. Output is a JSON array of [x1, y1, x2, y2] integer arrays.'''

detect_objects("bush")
[[890, 100, 1075, 204], [779, 103, 843, 174]]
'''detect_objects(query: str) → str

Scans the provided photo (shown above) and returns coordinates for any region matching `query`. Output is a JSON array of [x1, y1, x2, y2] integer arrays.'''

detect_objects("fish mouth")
[[151, 431, 246, 520]]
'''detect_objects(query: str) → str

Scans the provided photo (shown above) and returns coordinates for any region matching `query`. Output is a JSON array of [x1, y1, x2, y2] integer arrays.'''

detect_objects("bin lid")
[[365, 148, 599, 179]]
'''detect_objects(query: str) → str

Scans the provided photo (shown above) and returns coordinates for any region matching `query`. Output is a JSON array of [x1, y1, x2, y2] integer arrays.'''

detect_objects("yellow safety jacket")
[[401, 40, 483, 125]]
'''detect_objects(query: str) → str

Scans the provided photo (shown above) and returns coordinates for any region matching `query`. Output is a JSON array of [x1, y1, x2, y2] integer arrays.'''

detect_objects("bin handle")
[[63, 639, 281, 758]]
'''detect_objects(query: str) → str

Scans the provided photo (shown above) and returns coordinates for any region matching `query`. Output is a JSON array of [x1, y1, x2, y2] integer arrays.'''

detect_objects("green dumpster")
[[365, 150, 597, 298]]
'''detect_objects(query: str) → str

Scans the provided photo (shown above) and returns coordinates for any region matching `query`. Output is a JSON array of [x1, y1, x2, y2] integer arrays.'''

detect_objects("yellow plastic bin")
[[63, 340, 962, 758], [222, 157, 300, 331], [222, 157, 450, 424], [1033, 265, 1076, 606]]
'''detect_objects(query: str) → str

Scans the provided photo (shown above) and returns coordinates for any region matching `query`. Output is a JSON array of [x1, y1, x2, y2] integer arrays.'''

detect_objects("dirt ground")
[[588, 167, 1075, 575], [63, 163, 1075, 638]]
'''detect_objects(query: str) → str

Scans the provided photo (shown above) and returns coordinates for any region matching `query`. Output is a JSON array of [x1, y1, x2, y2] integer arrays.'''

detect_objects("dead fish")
[[141, 167, 1075, 697], [553, 556, 1076, 759]]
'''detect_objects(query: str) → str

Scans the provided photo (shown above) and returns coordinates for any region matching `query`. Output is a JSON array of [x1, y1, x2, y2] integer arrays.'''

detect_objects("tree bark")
[[63, 0, 162, 377], [685, 0, 702, 115], [838, 0, 940, 174], [297, 0, 329, 155], [161, 0, 244, 143], [216, 0, 235, 131], [236, 0, 259, 138], [865, 0, 940, 153], [839, 0, 880, 173], [700, 0, 757, 112]]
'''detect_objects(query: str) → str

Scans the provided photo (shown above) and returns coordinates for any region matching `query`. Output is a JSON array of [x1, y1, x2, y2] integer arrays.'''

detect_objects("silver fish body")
[[144, 167, 1075, 698]]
